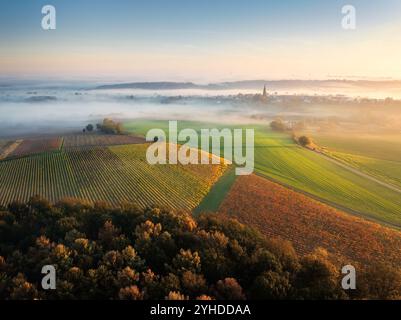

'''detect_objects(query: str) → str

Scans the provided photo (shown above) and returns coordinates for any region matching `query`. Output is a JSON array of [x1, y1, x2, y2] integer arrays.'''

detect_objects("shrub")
[[298, 135, 312, 147]]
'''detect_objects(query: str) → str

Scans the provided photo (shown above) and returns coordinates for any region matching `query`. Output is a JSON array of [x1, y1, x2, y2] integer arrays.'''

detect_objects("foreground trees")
[[0, 196, 399, 300]]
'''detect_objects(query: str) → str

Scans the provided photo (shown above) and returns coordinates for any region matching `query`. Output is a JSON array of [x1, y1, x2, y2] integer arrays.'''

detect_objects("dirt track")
[[315, 151, 401, 194]]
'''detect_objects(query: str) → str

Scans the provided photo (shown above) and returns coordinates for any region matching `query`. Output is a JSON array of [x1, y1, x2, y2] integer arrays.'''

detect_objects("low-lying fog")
[[0, 89, 256, 137], [1, 83, 401, 138]]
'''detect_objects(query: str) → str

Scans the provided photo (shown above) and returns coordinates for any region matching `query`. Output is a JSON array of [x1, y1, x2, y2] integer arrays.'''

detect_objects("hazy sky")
[[1, 0, 401, 82]]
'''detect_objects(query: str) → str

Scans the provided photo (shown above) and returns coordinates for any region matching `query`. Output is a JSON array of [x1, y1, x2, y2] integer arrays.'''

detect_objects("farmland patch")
[[219, 174, 401, 268]]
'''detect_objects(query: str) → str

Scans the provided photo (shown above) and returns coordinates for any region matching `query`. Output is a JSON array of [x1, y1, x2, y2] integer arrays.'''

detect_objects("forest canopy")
[[0, 196, 399, 300]]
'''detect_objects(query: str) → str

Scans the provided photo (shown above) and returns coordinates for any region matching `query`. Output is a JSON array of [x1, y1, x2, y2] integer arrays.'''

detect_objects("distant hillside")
[[95, 82, 200, 90], [94, 79, 401, 91]]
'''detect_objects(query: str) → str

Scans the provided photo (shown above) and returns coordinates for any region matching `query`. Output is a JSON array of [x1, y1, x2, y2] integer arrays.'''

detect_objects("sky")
[[1, 0, 401, 82]]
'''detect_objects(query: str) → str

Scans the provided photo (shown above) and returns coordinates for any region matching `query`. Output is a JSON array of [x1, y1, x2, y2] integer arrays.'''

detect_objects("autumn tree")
[[298, 135, 312, 147], [0, 199, 397, 300], [294, 248, 346, 300], [214, 277, 246, 300], [270, 119, 287, 132], [357, 263, 401, 300]]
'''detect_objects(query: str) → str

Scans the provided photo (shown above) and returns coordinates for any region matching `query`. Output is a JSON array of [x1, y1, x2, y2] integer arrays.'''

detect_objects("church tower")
[[262, 85, 267, 98]]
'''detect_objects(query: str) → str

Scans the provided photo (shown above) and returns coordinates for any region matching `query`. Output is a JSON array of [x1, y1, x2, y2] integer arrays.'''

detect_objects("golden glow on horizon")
[[3, 25, 401, 80]]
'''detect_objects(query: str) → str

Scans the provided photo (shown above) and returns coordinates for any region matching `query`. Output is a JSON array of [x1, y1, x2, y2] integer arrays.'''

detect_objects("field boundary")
[[315, 150, 401, 194], [62, 133, 146, 150], [0, 140, 64, 162], [254, 171, 401, 231], [193, 166, 237, 216], [0, 140, 23, 160], [62, 142, 147, 151]]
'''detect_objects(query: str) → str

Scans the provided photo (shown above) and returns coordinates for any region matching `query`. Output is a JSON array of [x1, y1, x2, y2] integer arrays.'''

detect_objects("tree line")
[[270, 119, 313, 147], [83, 118, 123, 134], [0, 196, 399, 300]]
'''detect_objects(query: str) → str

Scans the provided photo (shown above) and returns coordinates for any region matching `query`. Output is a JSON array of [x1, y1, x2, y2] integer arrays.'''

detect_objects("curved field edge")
[[311, 133, 401, 163], [218, 174, 401, 269], [0, 144, 227, 211], [310, 132, 401, 191], [193, 166, 237, 215], [253, 130, 401, 228], [124, 120, 401, 227], [324, 151, 401, 190]]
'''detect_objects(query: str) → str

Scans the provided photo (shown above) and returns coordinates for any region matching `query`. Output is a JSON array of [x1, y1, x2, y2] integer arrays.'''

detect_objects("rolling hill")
[[252, 129, 401, 227], [0, 143, 227, 210], [125, 120, 401, 227], [218, 174, 401, 268]]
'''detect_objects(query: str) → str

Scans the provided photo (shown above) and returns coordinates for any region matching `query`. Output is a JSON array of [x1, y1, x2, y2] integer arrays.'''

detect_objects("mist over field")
[[3, 0, 401, 303], [1, 80, 401, 137], [0, 91, 246, 137]]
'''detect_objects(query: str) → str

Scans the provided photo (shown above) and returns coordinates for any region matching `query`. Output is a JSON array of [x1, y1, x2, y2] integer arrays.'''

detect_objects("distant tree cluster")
[[270, 119, 288, 132], [96, 118, 123, 134], [0, 196, 399, 300], [86, 124, 94, 132]]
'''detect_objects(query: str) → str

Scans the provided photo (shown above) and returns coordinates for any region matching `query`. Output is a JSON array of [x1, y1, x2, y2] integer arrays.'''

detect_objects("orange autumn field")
[[218, 174, 401, 269]]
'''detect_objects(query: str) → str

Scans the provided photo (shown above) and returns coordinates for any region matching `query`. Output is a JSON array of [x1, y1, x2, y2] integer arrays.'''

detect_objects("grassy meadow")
[[311, 133, 401, 190], [253, 129, 401, 227]]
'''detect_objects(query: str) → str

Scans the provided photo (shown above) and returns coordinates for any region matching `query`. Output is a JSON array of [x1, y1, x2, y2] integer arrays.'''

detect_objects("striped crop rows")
[[0, 144, 227, 211], [63, 134, 145, 149]]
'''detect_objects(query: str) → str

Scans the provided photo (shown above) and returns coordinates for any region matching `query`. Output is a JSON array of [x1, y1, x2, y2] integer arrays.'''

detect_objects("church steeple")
[[262, 85, 267, 97]]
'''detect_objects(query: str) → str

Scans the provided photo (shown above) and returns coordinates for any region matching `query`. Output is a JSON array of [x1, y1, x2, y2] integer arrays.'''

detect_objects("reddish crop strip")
[[7, 138, 62, 158], [218, 174, 401, 268], [63, 134, 145, 149]]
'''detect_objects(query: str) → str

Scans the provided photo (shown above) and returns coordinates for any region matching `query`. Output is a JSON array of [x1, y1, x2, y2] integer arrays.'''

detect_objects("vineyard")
[[63, 134, 145, 149], [0, 134, 145, 160], [0, 144, 227, 210], [6, 138, 63, 158], [218, 174, 401, 269], [124, 120, 401, 227]]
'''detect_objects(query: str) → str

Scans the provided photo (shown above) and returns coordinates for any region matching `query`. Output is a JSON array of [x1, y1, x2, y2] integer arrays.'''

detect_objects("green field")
[[0, 144, 227, 210], [1, 120, 400, 227], [314, 133, 401, 162], [252, 130, 401, 227], [326, 152, 401, 189], [125, 120, 401, 227], [311, 133, 401, 190], [193, 166, 238, 215]]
